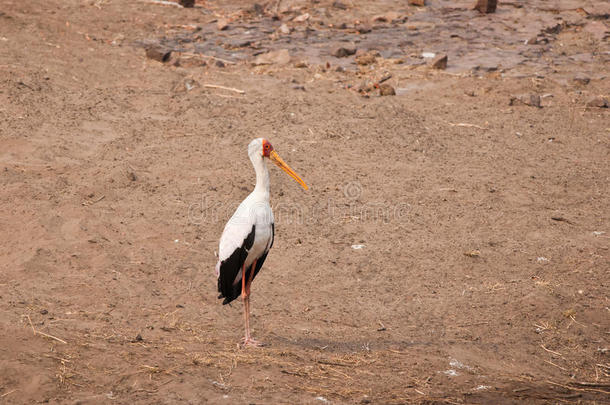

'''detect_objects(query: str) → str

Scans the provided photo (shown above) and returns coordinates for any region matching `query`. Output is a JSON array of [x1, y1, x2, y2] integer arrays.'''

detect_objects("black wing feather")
[[217, 225, 255, 305], [217, 223, 274, 305]]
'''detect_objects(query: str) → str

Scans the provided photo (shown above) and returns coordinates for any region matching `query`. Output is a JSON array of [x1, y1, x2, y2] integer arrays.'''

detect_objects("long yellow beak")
[[269, 150, 308, 190]]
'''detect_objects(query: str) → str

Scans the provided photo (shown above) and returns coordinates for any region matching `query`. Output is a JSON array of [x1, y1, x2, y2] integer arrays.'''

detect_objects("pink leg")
[[241, 260, 262, 347]]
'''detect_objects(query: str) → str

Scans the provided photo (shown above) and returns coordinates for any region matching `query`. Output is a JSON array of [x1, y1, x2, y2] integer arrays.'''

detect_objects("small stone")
[[292, 84, 305, 91], [215, 60, 225, 68], [357, 24, 372, 34], [278, 23, 290, 34], [372, 14, 389, 23], [128, 172, 137, 182], [573, 74, 590, 85], [332, 1, 347, 10], [585, 96, 608, 108], [431, 54, 448, 69], [133, 333, 143, 342], [543, 23, 563, 34], [293, 13, 310, 23], [40, 309, 48, 315], [217, 19, 229, 31], [409, 0, 425, 6], [474, 0, 497, 13], [356, 51, 378, 65], [526, 36, 538, 45], [332, 47, 356, 58], [379, 84, 396, 96], [510, 94, 541, 108], [145, 46, 172, 63], [173, 55, 206, 68], [465, 90, 476, 97], [253, 49, 291, 65], [294, 61, 308, 68], [179, 0, 195, 7]]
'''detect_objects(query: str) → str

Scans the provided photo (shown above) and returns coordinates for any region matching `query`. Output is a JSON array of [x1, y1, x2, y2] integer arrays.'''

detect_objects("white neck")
[[250, 152, 270, 197]]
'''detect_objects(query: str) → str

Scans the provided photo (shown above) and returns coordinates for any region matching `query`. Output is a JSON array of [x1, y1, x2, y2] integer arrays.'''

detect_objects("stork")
[[215, 138, 308, 346]]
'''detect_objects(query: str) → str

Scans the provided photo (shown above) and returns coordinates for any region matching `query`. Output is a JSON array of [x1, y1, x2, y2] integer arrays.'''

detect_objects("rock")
[[509, 94, 541, 108], [332, 1, 348, 10], [293, 13, 310, 23], [474, 0, 497, 13], [217, 18, 229, 31], [543, 23, 563, 35], [128, 171, 137, 181], [573, 74, 590, 85], [173, 55, 206, 68], [278, 23, 290, 34], [145, 46, 172, 63], [179, 0, 195, 7], [356, 51, 378, 65], [409, 0, 425, 6], [431, 54, 448, 69], [525, 36, 538, 45], [215, 60, 225, 68], [294, 61, 308, 68], [373, 12, 404, 23], [292, 84, 305, 91], [379, 72, 392, 83], [379, 84, 396, 96], [586, 96, 608, 108], [253, 49, 291, 65], [252, 3, 264, 16], [357, 24, 372, 34], [333, 47, 356, 57]]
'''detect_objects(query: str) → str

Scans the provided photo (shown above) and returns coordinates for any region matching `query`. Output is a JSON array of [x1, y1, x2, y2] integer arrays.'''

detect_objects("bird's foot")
[[241, 336, 264, 348]]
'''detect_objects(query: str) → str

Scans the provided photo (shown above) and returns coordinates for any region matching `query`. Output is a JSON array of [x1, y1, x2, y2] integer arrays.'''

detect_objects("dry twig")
[[204, 84, 245, 94], [26, 315, 67, 344]]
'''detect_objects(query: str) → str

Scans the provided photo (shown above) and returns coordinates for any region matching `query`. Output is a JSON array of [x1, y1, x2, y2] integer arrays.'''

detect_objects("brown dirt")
[[1, 0, 609, 404]]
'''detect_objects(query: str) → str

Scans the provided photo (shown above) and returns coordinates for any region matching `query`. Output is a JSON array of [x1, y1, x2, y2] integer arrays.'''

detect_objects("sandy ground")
[[0, 0, 609, 403]]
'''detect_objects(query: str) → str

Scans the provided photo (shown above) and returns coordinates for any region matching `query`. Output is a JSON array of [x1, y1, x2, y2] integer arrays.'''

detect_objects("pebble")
[[217, 19, 229, 31], [279, 23, 290, 34], [379, 83, 396, 96], [474, 0, 497, 13], [332, 1, 348, 10], [179, 0, 194, 7], [253, 49, 291, 65], [409, 0, 425, 6], [332, 47, 356, 58], [431, 54, 448, 69], [357, 24, 372, 34], [293, 13, 310, 23], [572, 74, 590, 85], [145, 46, 172, 63], [510, 94, 541, 108], [356, 51, 378, 65], [586, 96, 608, 108]]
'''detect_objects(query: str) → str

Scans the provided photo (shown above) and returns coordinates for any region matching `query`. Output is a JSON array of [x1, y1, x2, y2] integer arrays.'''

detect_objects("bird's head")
[[249, 138, 308, 190]]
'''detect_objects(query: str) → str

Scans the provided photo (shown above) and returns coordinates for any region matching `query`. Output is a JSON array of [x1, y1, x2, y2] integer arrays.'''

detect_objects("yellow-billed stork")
[[215, 138, 308, 346]]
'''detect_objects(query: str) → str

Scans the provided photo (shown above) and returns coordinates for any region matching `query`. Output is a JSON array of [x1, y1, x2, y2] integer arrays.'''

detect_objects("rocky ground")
[[0, 0, 609, 404]]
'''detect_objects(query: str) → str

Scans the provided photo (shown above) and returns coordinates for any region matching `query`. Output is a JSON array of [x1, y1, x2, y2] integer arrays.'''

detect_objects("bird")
[[215, 138, 308, 347]]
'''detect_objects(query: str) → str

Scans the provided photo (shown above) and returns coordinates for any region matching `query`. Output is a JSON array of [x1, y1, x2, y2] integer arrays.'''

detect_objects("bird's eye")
[[265, 144, 270, 149]]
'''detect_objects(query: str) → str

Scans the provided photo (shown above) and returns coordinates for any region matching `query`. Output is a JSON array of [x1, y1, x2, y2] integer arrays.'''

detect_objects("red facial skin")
[[262, 139, 274, 157]]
